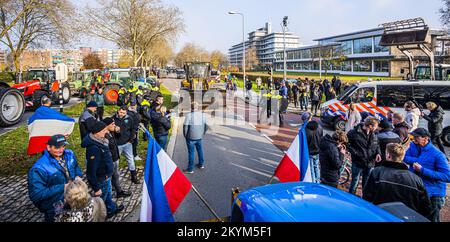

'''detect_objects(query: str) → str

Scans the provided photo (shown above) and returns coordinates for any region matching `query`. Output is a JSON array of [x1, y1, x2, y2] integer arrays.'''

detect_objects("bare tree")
[[245, 46, 259, 70], [83, 0, 184, 67], [174, 43, 210, 67], [142, 39, 174, 68], [0, 0, 77, 71], [440, 0, 450, 32], [0, 0, 38, 39], [210, 50, 228, 70]]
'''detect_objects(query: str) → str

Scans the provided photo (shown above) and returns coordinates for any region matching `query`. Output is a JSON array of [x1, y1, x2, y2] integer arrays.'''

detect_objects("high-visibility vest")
[[128, 87, 138, 93], [140, 99, 150, 107], [118, 89, 126, 95]]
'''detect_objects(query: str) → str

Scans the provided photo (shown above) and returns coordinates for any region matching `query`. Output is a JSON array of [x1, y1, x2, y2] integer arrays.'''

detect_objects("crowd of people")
[[301, 99, 450, 222], [27, 82, 177, 222]]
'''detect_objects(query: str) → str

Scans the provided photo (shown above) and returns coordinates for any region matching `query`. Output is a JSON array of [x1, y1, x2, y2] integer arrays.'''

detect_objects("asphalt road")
[[162, 78, 284, 222], [0, 97, 83, 136]]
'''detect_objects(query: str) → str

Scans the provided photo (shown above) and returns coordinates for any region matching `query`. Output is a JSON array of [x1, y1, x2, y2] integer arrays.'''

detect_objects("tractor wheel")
[[31, 90, 50, 111], [0, 88, 25, 127], [79, 87, 87, 98], [62, 83, 71, 104], [104, 84, 120, 105]]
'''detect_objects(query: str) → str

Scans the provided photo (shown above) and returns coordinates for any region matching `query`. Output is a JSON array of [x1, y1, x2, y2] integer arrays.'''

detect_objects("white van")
[[320, 80, 450, 146]]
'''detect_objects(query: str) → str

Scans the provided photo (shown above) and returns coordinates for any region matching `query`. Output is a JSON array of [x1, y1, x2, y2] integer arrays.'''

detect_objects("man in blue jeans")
[[404, 128, 450, 222], [302, 112, 323, 183], [183, 102, 209, 174], [82, 121, 124, 218]]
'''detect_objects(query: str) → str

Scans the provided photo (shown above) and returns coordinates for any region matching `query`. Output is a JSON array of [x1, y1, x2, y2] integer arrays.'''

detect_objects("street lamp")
[[281, 16, 288, 83], [229, 11, 246, 94]]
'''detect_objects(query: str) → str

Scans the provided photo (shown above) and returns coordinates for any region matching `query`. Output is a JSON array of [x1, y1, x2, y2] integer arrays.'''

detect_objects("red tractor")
[[0, 68, 71, 127]]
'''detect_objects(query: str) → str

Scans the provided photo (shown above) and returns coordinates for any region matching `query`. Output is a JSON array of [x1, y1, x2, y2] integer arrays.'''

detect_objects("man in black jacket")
[[128, 101, 141, 161], [423, 102, 446, 154], [113, 106, 138, 184], [302, 112, 323, 183], [377, 119, 401, 163], [104, 117, 131, 198], [319, 130, 348, 188], [363, 143, 432, 219], [348, 117, 382, 194], [81, 121, 124, 218], [79, 101, 98, 140], [151, 106, 172, 150]]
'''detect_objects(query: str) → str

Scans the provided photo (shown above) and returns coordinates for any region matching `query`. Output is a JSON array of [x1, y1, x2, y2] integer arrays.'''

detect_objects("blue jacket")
[[28, 150, 82, 214], [81, 134, 114, 193], [404, 142, 450, 197]]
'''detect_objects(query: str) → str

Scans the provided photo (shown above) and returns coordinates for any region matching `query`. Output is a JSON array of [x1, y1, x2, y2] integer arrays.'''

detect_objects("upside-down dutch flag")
[[274, 122, 312, 183], [140, 130, 192, 222], [27, 106, 75, 155]]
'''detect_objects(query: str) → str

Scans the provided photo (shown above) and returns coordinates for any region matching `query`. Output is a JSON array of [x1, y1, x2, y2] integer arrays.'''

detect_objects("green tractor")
[[69, 70, 96, 98], [103, 67, 160, 105]]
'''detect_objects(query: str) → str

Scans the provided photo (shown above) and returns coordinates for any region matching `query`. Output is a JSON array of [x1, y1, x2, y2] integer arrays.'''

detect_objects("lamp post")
[[229, 11, 245, 94], [282, 16, 288, 83]]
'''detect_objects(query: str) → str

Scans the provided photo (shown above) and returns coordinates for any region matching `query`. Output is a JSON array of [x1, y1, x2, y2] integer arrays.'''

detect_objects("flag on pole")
[[140, 130, 192, 222], [27, 106, 75, 155], [274, 122, 312, 183]]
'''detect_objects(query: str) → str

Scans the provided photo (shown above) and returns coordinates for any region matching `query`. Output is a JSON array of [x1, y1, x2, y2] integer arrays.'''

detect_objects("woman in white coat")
[[345, 103, 362, 133]]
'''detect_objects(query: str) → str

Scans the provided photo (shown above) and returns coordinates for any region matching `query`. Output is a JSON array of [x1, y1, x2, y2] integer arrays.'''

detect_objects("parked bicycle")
[[338, 151, 352, 186]]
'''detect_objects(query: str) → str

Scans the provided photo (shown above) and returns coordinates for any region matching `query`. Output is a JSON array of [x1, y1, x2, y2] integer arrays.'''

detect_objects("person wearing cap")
[[79, 101, 98, 140], [103, 117, 132, 198], [81, 121, 124, 218], [113, 106, 138, 184], [363, 143, 432, 219], [28, 134, 83, 222], [377, 119, 401, 164], [128, 101, 142, 161], [404, 128, 450, 222], [303, 112, 323, 183]]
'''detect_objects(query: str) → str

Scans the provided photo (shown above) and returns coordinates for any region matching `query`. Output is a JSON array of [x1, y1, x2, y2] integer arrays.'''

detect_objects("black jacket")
[[106, 133, 120, 162], [127, 109, 141, 133], [377, 129, 401, 162], [362, 161, 432, 219], [112, 113, 136, 146], [393, 121, 411, 146], [347, 124, 381, 169], [305, 121, 323, 156], [81, 134, 114, 193], [150, 112, 171, 137], [79, 109, 97, 140], [423, 106, 445, 137], [319, 134, 345, 186]]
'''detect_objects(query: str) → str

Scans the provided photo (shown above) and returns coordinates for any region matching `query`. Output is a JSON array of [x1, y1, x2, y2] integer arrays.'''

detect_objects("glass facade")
[[374, 60, 389, 72], [353, 38, 373, 54], [353, 60, 372, 72], [374, 36, 389, 53], [341, 41, 352, 55]]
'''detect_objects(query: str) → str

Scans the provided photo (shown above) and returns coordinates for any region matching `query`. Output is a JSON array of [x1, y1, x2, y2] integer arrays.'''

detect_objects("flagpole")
[[267, 175, 275, 184], [191, 185, 224, 222]]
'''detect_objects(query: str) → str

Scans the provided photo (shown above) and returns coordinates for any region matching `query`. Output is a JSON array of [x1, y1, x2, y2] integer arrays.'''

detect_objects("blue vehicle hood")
[[235, 182, 402, 222]]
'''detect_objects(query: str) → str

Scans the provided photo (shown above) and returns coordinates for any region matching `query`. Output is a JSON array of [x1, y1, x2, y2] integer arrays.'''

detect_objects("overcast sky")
[[62, 0, 447, 53]]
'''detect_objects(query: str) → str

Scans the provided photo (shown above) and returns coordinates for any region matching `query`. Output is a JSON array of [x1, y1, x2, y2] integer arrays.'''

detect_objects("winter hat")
[[379, 119, 392, 130], [103, 117, 114, 126], [87, 101, 98, 108], [91, 121, 107, 134]]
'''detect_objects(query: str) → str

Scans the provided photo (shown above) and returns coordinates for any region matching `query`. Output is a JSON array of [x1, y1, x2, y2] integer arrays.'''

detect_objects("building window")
[[341, 41, 352, 55], [302, 49, 311, 59], [374, 36, 389, 53], [342, 61, 352, 71], [374, 60, 389, 72], [353, 38, 372, 54], [353, 60, 372, 72]]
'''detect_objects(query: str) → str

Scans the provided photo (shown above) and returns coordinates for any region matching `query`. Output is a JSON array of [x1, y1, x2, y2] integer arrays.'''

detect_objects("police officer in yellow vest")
[[139, 97, 152, 141]]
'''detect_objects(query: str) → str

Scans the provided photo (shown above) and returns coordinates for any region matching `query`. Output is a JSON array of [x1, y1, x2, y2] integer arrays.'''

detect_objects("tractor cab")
[[414, 64, 450, 80], [182, 62, 212, 91], [70, 70, 95, 97]]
